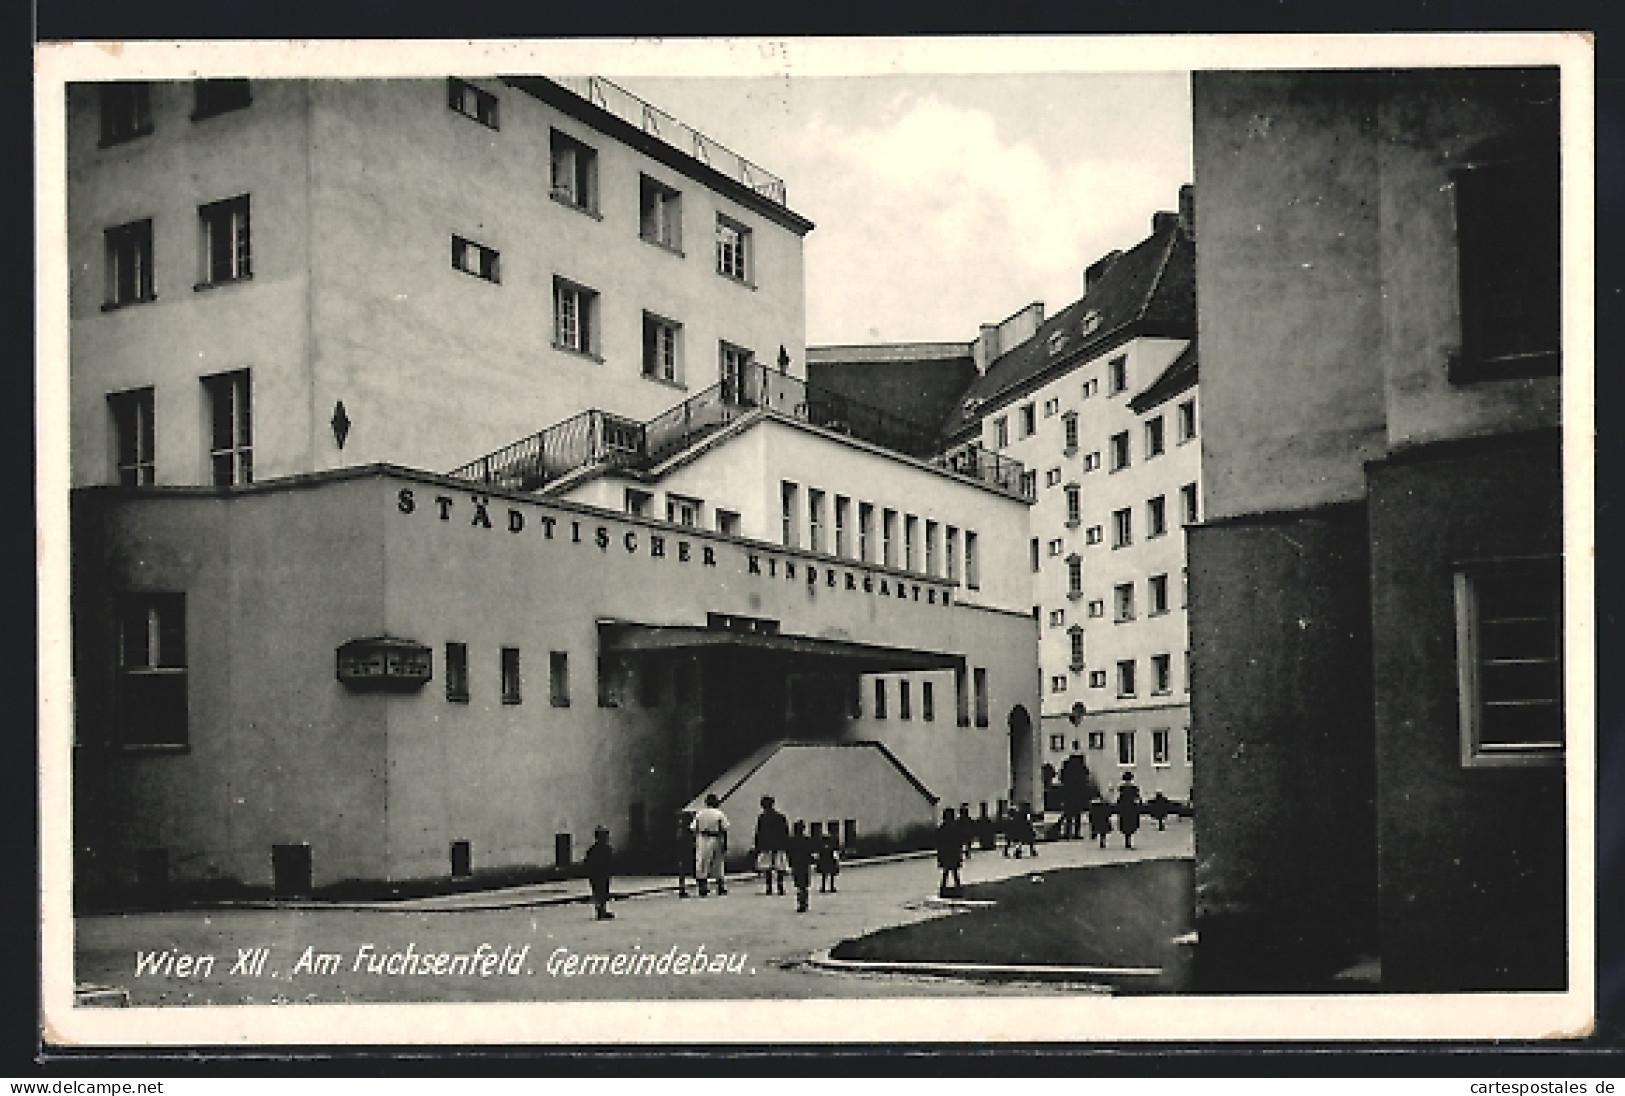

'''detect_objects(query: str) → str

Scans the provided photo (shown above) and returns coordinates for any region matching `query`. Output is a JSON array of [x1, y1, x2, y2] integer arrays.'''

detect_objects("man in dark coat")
[[753, 795, 790, 896], [935, 807, 965, 897], [787, 820, 816, 912], [584, 825, 615, 920], [1116, 772, 1143, 850], [1059, 754, 1092, 839]]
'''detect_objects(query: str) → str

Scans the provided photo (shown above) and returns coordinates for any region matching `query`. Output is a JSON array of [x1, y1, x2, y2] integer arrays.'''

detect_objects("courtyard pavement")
[[73, 821, 1194, 1005]]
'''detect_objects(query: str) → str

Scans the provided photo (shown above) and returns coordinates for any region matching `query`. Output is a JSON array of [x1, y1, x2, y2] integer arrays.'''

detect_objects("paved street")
[[75, 823, 1194, 1004]]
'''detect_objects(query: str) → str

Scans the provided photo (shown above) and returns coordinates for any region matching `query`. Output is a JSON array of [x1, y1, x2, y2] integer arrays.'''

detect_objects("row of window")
[[445, 79, 759, 286], [779, 482, 981, 586], [102, 195, 252, 308], [108, 370, 252, 487], [865, 667, 992, 727], [98, 79, 252, 146], [992, 360, 1196, 454], [1049, 727, 1188, 770], [1029, 486, 1200, 577], [1051, 653, 1185, 698], [623, 489, 743, 536]]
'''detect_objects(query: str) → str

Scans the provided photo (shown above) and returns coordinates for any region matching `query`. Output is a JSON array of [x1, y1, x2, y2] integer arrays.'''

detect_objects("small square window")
[[624, 488, 653, 517], [1048, 609, 1065, 627], [1047, 539, 1064, 557], [452, 235, 500, 283], [1046, 467, 1063, 487], [1086, 525, 1104, 546], [1043, 398, 1060, 417], [716, 214, 751, 282], [1050, 675, 1068, 693], [1087, 730, 1106, 749], [715, 509, 742, 536], [448, 78, 499, 128], [1083, 452, 1102, 473], [1050, 733, 1068, 752], [1088, 600, 1105, 619], [1088, 671, 1107, 690], [667, 494, 702, 527], [550, 130, 599, 213]]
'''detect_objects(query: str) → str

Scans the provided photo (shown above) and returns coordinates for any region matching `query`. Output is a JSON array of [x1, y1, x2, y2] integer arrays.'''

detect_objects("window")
[[666, 494, 701, 527], [859, 503, 875, 563], [1112, 508, 1132, 548], [719, 342, 754, 404], [118, 593, 187, 747], [1181, 482, 1200, 525], [1452, 149, 1560, 381], [446, 642, 469, 702], [550, 130, 599, 213], [1046, 468, 1063, 487], [956, 666, 971, 725], [883, 510, 897, 567], [1114, 582, 1136, 622], [1147, 495, 1168, 538], [1083, 452, 1102, 473], [1021, 470, 1038, 497], [624, 488, 652, 517], [1088, 600, 1105, 619], [1050, 675, 1068, 693], [1089, 671, 1107, 689], [899, 680, 912, 720], [109, 388, 155, 486], [874, 678, 888, 720], [99, 83, 152, 145], [1081, 377, 1099, 399], [965, 531, 980, 589], [1185, 727, 1193, 764], [1117, 660, 1136, 698], [716, 214, 751, 281], [1019, 403, 1037, 437], [1185, 650, 1192, 692], [1149, 574, 1170, 616], [1047, 539, 1064, 557], [1067, 555, 1084, 599], [447, 78, 499, 128], [1065, 485, 1082, 527], [1110, 431, 1131, 471], [993, 417, 1009, 449], [715, 509, 742, 536], [203, 369, 251, 486], [1051, 733, 1068, 752], [1043, 397, 1060, 416], [1145, 415, 1166, 458], [500, 647, 522, 704], [1177, 398, 1197, 442], [808, 490, 826, 553], [1152, 729, 1171, 767], [1030, 537, 1041, 573], [1456, 559, 1563, 765], [973, 667, 990, 727], [104, 219, 154, 307], [192, 79, 251, 119], [1116, 730, 1136, 766], [199, 196, 251, 286], [781, 482, 798, 547], [552, 278, 598, 356], [925, 520, 939, 575], [1108, 356, 1128, 394], [836, 497, 852, 557], [904, 515, 918, 571], [1088, 730, 1106, 750], [642, 314, 682, 383], [946, 526, 959, 582], [922, 681, 935, 722], [452, 235, 499, 283], [1151, 654, 1172, 695], [1086, 525, 1104, 546], [1063, 412, 1079, 453], [1069, 626, 1085, 670], [1048, 609, 1065, 627], [639, 175, 682, 251], [549, 651, 570, 707]]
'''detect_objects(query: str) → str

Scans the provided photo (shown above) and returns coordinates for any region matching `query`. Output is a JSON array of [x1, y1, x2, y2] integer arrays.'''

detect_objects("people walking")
[[1147, 789, 1172, 831], [1116, 772, 1143, 850], [693, 794, 730, 896], [675, 809, 697, 898], [787, 820, 815, 913], [936, 807, 965, 898], [1088, 793, 1114, 849], [1002, 803, 1038, 858], [752, 795, 790, 896], [1059, 753, 1091, 839], [584, 825, 615, 920], [816, 833, 841, 893]]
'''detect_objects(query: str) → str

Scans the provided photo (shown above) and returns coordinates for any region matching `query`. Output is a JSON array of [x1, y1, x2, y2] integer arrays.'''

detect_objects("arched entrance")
[[1007, 704, 1036, 808]]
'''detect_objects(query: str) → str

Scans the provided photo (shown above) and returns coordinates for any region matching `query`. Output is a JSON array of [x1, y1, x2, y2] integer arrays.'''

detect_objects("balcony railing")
[[552, 75, 788, 206], [448, 363, 1033, 501]]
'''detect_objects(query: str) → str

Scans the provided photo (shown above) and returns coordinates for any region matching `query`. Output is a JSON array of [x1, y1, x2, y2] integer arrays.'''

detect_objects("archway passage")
[[1007, 704, 1035, 809]]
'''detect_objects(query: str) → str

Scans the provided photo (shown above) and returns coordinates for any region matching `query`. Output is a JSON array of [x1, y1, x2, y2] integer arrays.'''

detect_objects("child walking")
[[816, 833, 841, 893], [787, 820, 815, 913]]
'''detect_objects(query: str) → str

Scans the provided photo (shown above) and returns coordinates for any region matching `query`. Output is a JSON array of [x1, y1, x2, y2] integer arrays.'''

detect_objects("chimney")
[[1178, 183, 1196, 239], [1084, 250, 1122, 295], [1001, 302, 1045, 350], [1152, 210, 1179, 235], [973, 323, 1000, 373]]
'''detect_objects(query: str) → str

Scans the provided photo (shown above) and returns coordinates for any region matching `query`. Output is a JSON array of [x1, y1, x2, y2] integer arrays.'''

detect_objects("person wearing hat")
[[752, 794, 791, 896], [584, 825, 616, 921], [1116, 771, 1143, 850], [693, 794, 730, 897]]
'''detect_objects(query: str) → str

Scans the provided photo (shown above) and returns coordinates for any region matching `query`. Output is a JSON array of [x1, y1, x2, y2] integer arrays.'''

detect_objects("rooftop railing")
[[552, 75, 788, 206]]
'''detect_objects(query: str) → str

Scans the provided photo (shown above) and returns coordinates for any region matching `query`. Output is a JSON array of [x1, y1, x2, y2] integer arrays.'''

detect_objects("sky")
[[613, 72, 1194, 348]]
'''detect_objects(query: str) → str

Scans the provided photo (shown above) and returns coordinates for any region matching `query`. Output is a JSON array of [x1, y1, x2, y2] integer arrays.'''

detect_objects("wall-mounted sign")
[[337, 637, 433, 692]]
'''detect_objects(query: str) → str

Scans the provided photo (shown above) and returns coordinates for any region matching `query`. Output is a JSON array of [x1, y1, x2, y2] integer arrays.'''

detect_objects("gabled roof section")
[[807, 344, 979, 442], [943, 222, 1196, 440], [1128, 342, 1198, 414]]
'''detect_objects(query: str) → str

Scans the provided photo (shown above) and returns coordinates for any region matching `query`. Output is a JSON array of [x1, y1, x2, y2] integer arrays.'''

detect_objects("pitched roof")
[[1128, 341, 1199, 414], [806, 346, 980, 439], [942, 221, 1196, 440]]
